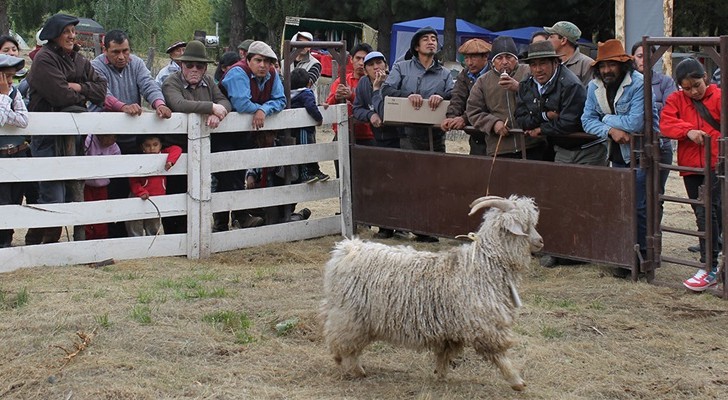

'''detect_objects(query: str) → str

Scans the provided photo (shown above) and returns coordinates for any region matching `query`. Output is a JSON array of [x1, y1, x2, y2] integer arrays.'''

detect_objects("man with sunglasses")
[[162, 40, 234, 232]]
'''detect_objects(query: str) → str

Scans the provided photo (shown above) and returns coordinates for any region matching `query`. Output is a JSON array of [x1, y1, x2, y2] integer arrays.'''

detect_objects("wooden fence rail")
[[0, 105, 352, 272]]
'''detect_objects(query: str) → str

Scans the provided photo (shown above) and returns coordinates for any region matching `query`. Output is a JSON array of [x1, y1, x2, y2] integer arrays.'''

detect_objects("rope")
[[146, 198, 163, 250]]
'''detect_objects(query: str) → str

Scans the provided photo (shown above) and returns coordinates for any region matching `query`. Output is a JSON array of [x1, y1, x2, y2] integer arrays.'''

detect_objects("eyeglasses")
[[184, 62, 206, 70]]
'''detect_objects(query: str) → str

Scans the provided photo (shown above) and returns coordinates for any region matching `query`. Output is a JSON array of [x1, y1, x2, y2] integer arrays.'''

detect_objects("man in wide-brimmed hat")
[[466, 36, 545, 160], [516, 40, 598, 165], [582, 39, 660, 266], [544, 20, 594, 86], [163, 39, 234, 232], [155, 40, 186, 85], [441, 38, 491, 155]]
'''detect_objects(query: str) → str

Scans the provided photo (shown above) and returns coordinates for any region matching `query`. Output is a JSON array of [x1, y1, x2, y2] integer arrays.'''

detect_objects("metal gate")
[[642, 36, 728, 298], [350, 146, 637, 269]]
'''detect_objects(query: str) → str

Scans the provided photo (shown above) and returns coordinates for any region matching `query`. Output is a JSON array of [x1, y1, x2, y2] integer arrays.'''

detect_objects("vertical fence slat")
[[186, 114, 211, 258], [337, 105, 354, 237]]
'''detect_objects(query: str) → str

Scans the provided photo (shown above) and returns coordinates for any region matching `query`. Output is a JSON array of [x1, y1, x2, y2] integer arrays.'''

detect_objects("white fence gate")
[[0, 105, 352, 272]]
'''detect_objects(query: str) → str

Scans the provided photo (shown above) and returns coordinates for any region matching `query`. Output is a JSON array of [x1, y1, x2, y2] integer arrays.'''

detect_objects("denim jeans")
[[612, 161, 647, 254]]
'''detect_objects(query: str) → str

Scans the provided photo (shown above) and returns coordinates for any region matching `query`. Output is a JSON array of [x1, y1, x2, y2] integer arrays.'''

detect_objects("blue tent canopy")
[[390, 17, 496, 62]]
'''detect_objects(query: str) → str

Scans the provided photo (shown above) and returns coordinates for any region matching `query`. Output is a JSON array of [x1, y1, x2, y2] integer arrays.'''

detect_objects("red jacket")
[[660, 84, 721, 175], [129, 145, 183, 197], [326, 73, 374, 141]]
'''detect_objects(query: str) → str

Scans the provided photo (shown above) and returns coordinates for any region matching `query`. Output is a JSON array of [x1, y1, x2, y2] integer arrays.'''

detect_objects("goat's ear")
[[504, 220, 528, 237]]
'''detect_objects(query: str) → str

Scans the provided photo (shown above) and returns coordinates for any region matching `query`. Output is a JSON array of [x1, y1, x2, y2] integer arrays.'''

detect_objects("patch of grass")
[[12, 287, 29, 308], [131, 305, 152, 324], [196, 271, 218, 281], [530, 295, 579, 310], [137, 289, 155, 304], [541, 325, 565, 339], [0, 289, 6, 308], [155, 278, 180, 289], [112, 272, 143, 281], [253, 266, 276, 280], [182, 276, 199, 289], [92, 289, 108, 298], [95, 313, 112, 329], [588, 300, 605, 310], [203, 310, 254, 344]]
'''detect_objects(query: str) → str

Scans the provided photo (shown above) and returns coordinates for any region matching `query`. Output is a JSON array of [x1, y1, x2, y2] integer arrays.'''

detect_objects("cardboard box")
[[383, 97, 450, 125]]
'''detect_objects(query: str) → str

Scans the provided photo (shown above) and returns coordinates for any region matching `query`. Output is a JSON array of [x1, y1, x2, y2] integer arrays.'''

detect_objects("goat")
[[319, 195, 542, 391]]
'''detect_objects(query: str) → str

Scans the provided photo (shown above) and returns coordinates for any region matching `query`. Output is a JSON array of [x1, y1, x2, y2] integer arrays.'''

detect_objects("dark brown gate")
[[351, 146, 637, 268]]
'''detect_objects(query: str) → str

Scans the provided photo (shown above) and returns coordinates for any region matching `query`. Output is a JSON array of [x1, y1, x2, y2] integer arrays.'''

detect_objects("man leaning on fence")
[[381, 26, 453, 152], [25, 13, 107, 245], [161, 40, 233, 233], [441, 38, 491, 155], [581, 39, 659, 270]]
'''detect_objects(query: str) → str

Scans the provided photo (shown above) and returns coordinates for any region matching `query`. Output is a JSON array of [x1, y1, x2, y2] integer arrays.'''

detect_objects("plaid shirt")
[[0, 88, 28, 128]]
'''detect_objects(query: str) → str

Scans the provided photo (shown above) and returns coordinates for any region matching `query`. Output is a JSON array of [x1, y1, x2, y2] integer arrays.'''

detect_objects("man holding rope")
[[466, 36, 546, 160]]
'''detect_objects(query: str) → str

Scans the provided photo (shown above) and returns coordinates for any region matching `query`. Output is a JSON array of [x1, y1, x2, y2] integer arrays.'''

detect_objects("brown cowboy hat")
[[592, 39, 633, 66]]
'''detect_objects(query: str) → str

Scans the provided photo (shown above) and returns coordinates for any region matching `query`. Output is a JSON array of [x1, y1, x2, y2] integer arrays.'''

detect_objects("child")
[[290, 67, 328, 183], [0, 54, 29, 248], [660, 58, 722, 291], [126, 134, 182, 237], [83, 134, 121, 239]]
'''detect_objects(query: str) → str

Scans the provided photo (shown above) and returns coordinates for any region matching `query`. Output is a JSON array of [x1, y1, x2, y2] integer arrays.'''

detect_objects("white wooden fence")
[[0, 105, 353, 272]]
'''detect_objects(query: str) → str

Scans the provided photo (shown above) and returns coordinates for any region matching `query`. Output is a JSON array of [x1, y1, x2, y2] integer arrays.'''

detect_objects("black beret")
[[39, 14, 80, 41]]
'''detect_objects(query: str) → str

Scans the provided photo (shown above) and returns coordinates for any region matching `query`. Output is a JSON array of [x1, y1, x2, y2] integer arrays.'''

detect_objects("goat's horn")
[[468, 198, 515, 216], [469, 195, 505, 208]]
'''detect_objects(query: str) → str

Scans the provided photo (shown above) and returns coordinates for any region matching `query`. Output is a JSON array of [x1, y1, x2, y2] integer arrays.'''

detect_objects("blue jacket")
[[582, 70, 658, 164], [221, 66, 286, 115]]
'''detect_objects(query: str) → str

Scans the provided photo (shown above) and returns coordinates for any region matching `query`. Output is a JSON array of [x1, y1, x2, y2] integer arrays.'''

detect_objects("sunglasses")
[[184, 62, 206, 70]]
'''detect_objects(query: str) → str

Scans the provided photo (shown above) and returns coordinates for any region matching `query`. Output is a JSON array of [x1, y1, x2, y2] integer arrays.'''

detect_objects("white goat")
[[320, 195, 542, 391]]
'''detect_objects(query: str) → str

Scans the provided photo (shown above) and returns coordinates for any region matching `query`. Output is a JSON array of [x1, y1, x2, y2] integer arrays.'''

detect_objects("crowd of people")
[[0, 14, 722, 291]]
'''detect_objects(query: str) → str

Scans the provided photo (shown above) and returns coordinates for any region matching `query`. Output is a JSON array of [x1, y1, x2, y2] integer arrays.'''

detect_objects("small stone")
[[47, 375, 57, 384]]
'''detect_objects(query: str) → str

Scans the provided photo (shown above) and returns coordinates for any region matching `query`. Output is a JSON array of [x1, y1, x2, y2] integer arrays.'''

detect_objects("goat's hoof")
[[511, 381, 526, 391]]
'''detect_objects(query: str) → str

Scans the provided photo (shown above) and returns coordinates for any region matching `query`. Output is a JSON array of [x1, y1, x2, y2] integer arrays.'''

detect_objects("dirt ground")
[[1, 132, 727, 399]]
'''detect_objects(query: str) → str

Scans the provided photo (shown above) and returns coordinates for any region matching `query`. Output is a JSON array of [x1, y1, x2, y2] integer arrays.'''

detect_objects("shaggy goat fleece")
[[320, 195, 540, 390]]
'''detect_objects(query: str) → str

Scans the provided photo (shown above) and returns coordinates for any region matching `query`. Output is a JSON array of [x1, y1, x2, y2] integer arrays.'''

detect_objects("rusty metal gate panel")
[[351, 146, 636, 267]]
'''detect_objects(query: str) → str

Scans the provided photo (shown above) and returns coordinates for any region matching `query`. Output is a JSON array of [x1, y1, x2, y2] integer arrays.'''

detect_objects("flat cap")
[[165, 41, 187, 54], [237, 39, 254, 51], [458, 38, 491, 55], [292, 31, 313, 41], [39, 14, 80, 41], [248, 41, 277, 61], [0, 54, 25, 71]]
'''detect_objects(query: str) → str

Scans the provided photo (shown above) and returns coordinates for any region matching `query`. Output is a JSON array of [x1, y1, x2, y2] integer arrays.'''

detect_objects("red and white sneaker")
[[683, 269, 718, 292]]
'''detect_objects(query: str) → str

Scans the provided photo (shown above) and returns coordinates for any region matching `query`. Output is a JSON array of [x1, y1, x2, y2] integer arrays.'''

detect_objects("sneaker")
[[303, 174, 319, 184], [232, 214, 264, 229], [315, 172, 330, 182], [683, 269, 718, 292]]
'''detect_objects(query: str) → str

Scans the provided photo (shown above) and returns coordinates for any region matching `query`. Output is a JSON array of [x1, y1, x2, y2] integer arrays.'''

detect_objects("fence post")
[[337, 104, 354, 237], [187, 113, 212, 259]]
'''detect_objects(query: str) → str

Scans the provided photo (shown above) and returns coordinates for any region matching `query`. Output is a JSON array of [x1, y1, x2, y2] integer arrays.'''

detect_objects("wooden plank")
[[0, 154, 187, 183], [0, 112, 187, 136], [210, 142, 338, 172], [186, 114, 211, 259], [0, 234, 187, 272], [210, 180, 340, 212], [211, 216, 340, 253], [0, 194, 187, 228], [336, 105, 354, 237], [212, 106, 342, 134]]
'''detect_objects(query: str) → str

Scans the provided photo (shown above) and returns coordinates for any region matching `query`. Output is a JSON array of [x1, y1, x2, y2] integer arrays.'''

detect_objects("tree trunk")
[[0, 0, 9, 35], [377, 0, 394, 61], [230, 0, 247, 49], [442, 0, 457, 62]]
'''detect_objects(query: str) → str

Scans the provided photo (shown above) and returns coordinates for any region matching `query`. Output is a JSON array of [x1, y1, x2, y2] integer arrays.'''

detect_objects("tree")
[[228, 0, 246, 48], [93, 0, 175, 52], [161, 0, 214, 50], [246, 0, 307, 50], [0, 0, 9, 34]]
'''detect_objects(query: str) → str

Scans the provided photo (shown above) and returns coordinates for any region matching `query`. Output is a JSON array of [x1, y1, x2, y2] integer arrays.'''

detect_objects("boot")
[[42, 227, 63, 244], [25, 227, 44, 245]]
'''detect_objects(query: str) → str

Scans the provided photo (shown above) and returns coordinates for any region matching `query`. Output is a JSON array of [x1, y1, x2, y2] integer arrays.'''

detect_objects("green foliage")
[[94, 313, 112, 328], [247, 0, 307, 46], [131, 304, 152, 324], [160, 0, 215, 50], [203, 310, 255, 344], [540, 325, 565, 339], [93, 0, 175, 52], [14, 287, 29, 308]]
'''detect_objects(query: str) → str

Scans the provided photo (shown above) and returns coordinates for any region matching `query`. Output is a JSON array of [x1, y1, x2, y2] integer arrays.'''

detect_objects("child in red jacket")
[[125, 134, 182, 237], [660, 58, 722, 291]]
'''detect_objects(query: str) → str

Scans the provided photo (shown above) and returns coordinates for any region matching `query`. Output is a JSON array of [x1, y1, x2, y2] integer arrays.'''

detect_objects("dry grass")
[[1, 135, 727, 399]]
